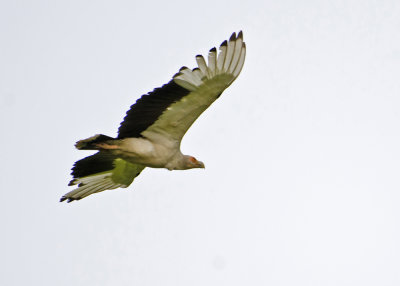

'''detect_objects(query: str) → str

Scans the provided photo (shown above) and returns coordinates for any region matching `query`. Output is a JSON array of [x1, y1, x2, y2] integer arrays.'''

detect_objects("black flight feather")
[[117, 80, 190, 139], [69, 152, 115, 183]]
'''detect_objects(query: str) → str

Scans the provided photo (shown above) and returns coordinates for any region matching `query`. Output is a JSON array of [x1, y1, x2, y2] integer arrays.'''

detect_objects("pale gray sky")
[[1, 0, 400, 285]]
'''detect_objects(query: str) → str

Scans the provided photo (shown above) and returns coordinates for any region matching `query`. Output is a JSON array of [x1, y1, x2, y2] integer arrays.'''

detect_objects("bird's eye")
[[190, 157, 197, 163]]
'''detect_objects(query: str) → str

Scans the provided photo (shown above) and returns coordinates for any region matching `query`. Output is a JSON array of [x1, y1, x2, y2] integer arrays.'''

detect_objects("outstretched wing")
[[61, 152, 145, 202], [118, 31, 246, 142]]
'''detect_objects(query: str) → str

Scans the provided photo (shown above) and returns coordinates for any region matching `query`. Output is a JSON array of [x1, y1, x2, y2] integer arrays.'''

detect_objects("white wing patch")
[[174, 31, 246, 91], [62, 172, 126, 202]]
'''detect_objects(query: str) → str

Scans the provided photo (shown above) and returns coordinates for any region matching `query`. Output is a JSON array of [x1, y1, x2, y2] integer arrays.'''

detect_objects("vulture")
[[61, 31, 246, 202]]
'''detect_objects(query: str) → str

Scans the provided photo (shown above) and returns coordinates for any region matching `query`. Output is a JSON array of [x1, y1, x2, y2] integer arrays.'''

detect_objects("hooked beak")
[[198, 161, 205, 169]]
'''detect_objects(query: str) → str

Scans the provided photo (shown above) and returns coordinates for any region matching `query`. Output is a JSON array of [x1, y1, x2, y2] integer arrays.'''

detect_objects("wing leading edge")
[[118, 31, 246, 142]]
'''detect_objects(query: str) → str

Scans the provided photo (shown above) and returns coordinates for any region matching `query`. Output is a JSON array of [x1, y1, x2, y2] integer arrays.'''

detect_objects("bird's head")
[[184, 155, 205, 169]]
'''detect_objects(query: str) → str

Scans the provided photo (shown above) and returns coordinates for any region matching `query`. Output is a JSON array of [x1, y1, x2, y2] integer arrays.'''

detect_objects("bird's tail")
[[75, 134, 115, 150]]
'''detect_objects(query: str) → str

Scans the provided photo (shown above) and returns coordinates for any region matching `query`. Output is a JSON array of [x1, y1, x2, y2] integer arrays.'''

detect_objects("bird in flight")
[[61, 31, 246, 202]]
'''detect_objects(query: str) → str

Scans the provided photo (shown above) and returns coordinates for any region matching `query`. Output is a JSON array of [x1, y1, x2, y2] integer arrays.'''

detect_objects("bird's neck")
[[165, 152, 189, 170]]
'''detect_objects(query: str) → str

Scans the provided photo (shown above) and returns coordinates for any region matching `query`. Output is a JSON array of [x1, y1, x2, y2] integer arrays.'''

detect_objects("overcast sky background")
[[1, 0, 400, 285]]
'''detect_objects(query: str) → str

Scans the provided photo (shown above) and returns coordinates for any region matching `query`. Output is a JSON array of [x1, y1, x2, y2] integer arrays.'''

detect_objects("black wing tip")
[[60, 196, 80, 203], [68, 178, 78, 186], [209, 47, 217, 53], [59, 196, 71, 203], [220, 40, 228, 47], [172, 71, 182, 78], [174, 66, 189, 78], [229, 31, 243, 42]]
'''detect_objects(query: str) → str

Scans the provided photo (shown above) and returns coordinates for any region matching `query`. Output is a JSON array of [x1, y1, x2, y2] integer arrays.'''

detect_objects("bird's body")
[[89, 135, 191, 169], [61, 31, 246, 202]]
